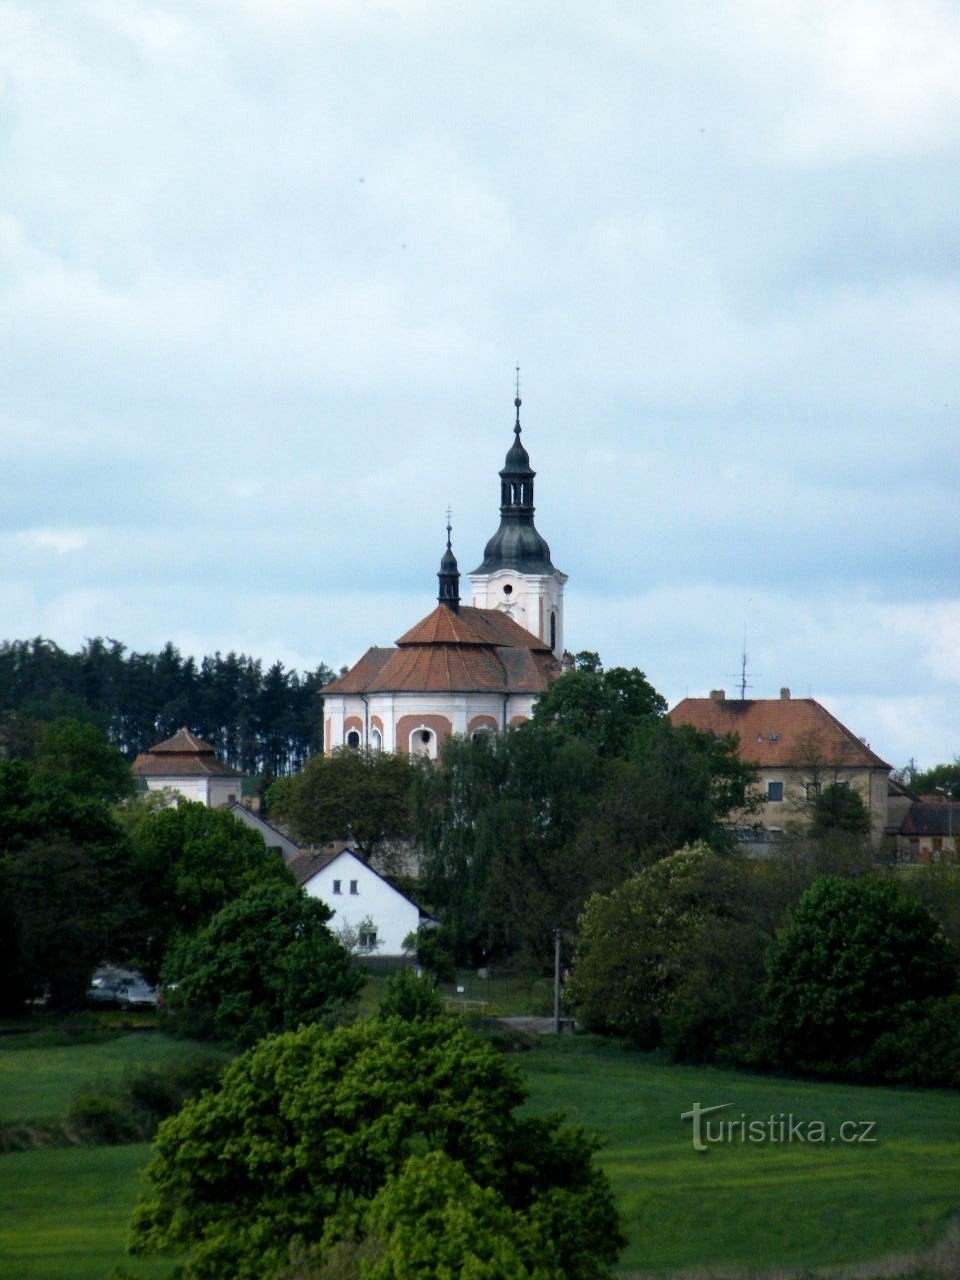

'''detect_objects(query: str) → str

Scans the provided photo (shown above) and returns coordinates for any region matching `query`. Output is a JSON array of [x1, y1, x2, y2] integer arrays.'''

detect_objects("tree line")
[[0, 636, 334, 776]]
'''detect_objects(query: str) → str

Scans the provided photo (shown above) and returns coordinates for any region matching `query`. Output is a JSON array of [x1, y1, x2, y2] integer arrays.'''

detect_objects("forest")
[[0, 636, 333, 777]]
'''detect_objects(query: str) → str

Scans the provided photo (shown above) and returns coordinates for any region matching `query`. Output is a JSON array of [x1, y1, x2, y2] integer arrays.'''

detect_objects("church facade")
[[322, 393, 567, 758]]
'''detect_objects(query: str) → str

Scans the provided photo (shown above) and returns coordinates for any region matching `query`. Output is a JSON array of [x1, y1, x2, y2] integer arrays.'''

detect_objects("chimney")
[[709, 689, 725, 702], [780, 687, 791, 700]]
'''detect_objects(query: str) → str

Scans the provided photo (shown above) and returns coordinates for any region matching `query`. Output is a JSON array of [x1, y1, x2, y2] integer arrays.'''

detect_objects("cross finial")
[[445, 505, 453, 548], [514, 364, 522, 433]]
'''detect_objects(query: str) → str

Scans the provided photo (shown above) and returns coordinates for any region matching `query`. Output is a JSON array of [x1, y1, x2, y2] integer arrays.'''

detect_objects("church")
[[322, 392, 568, 758]]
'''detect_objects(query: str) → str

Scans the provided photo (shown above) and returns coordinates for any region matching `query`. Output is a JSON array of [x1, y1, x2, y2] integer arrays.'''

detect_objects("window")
[[805, 782, 821, 800], [332, 879, 342, 895], [346, 730, 361, 750], [349, 880, 358, 895], [767, 781, 784, 802], [358, 927, 378, 949], [370, 727, 382, 753]]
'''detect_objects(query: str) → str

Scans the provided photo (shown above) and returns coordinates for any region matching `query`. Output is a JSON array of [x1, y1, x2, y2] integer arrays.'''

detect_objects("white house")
[[289, 847, 434, 957], [130, 727, 242, 808]]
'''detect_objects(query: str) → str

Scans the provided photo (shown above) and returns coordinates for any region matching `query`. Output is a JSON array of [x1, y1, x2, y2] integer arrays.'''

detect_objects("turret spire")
[[437, 508, 460, 611]]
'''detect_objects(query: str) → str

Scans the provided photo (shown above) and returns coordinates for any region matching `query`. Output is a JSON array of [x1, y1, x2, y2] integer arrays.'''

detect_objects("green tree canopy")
[[763, 876, 958, 1073], [414, 660, 755, 965], [162, 880, 362, 1046], [268, 748, 416, 864], [131, 1017, 622, 1280], [810, 782, 870, 838], [124, 800, 293, 981], [565, 843, 767, 1056]]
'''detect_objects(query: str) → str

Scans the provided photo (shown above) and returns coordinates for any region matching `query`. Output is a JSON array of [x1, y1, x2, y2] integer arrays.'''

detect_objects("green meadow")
[[0, 1028, 958, 1277], [523, 1036, 960, 1276]]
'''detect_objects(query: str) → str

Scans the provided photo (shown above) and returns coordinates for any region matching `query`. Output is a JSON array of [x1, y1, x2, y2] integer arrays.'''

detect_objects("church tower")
[[469, 389, 567, 657]]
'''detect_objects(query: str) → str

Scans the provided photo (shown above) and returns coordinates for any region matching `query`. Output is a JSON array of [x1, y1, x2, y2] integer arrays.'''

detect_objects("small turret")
[[437, 516, 460, 612]]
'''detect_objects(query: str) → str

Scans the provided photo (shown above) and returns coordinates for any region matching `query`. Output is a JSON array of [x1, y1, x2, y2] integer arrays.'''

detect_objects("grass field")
[[0, 1144, 175, 1280], [522, 1036, 960, 1277], [0, 1030, 227, 1125], [1, 1019, 959, 1277]]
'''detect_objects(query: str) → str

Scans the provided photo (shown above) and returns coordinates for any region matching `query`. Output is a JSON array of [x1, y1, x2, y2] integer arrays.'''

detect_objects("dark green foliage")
[[67, 1053, 225, 1144], [857, 994, 960, 1087], [161, 880, 362, 1046], [565, 843, 767, 1057], [763, 876, 958, 1075], [130, 1017, 623, 1280], [0, 723, 137, 1013], [903, 759, 960, 798], [268, 748, 416, 862], [124, 800, 293, 981], [810, 782, 871, 837], [0, 635, 333, 775], [376, 968, 442, 1022], [415, 659, 755, 965], [410, 925, 456, 982]]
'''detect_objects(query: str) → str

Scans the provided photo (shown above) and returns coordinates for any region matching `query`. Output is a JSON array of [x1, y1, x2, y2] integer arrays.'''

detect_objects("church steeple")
[[472, 385, 555, 576], [469, 374, 567, 658], [437, 514, 460, 612]]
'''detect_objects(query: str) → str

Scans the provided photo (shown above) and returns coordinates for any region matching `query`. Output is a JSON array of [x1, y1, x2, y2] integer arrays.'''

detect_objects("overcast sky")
[[1, 1, 958, 770]]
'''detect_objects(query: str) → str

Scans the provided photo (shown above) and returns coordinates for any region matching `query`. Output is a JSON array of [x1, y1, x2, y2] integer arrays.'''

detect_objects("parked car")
[[86, 966, 159, 1009]]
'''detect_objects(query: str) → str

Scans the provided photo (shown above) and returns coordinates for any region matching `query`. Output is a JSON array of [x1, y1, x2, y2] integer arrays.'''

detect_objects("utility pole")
[[553, 928, 561, 1035]]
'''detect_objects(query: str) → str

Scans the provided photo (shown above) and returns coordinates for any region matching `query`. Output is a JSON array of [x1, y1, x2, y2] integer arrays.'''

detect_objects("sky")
[[1, 0, 958, 771]]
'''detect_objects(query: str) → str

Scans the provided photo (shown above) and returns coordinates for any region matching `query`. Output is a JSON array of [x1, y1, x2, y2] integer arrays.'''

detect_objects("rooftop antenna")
[[727, 631, 759, 700]]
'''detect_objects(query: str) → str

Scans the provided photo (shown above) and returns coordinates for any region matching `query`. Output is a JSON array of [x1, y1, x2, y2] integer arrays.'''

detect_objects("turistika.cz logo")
[[681, 1102, 878, 1152]]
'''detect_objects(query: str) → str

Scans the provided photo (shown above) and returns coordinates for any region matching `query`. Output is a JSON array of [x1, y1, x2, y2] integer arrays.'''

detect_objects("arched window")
[[550, 610, 557, 651], [370, 727, 382, 753], [346, 730, 361, 750], [410, 727, 435, 759]]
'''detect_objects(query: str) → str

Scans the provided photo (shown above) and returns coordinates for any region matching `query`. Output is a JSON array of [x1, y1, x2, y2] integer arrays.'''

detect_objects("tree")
[[530, 653, 666, 756], [130, 1017, 623, 1280], [162, 880, 362, 1047], [123, 800, 293, 981], [268, 749, 416, 865], [565, 843, 768, 1058], [810, 782, 870, 838], [763, 876, 958, 1073]]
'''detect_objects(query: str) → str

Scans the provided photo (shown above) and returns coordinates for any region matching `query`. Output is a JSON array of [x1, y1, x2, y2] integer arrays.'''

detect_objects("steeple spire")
[[514, 363, 522, 434], [437, 509, 460, 611]]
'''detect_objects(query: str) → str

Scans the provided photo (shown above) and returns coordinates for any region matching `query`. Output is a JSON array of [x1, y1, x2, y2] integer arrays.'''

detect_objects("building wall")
[[468, 568, 567, 656], [745, 765, 889, 842], [302, 851, 421, 956], [140, 775, 240, 807], [324, 689, 539, 756]]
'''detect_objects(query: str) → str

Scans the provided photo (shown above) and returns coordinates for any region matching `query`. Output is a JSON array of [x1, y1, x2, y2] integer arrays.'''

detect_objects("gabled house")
[[897, 801, 960, 863], [130, 727, 242, 808], [289, 846, 435, 957], [669, 688, 892, 844]]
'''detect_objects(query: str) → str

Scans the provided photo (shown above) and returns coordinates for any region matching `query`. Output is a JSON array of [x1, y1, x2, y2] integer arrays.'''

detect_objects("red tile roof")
[[324, 605, 559, 696], [668, 696, 891, 770], [131, 725, 241, 778]]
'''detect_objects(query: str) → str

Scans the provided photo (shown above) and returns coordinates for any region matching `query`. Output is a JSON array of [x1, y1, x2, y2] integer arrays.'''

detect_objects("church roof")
[[131, 726, 241, 777], [668, 695, 891, 771], [324, 605, 558, 696]]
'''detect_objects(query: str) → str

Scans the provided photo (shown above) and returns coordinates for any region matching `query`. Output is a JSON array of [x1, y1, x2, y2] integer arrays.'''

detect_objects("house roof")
[[668, 695, 891, 771], [323, 604, 559, 697], [900, 802, 960, 837], [131, 725, 241, 778], [290, 845, 436, 920]]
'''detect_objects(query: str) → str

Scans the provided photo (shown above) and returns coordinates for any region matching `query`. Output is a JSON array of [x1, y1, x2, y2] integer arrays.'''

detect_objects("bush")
[[376, 968, 443, 1022], [68, 1053, 225, 1144]]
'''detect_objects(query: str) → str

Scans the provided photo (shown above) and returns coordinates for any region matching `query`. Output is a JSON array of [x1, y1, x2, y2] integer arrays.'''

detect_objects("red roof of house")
[[668, 696, 891, 771], [131, 726, 241, 778], [324, 605, 559, 696]]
